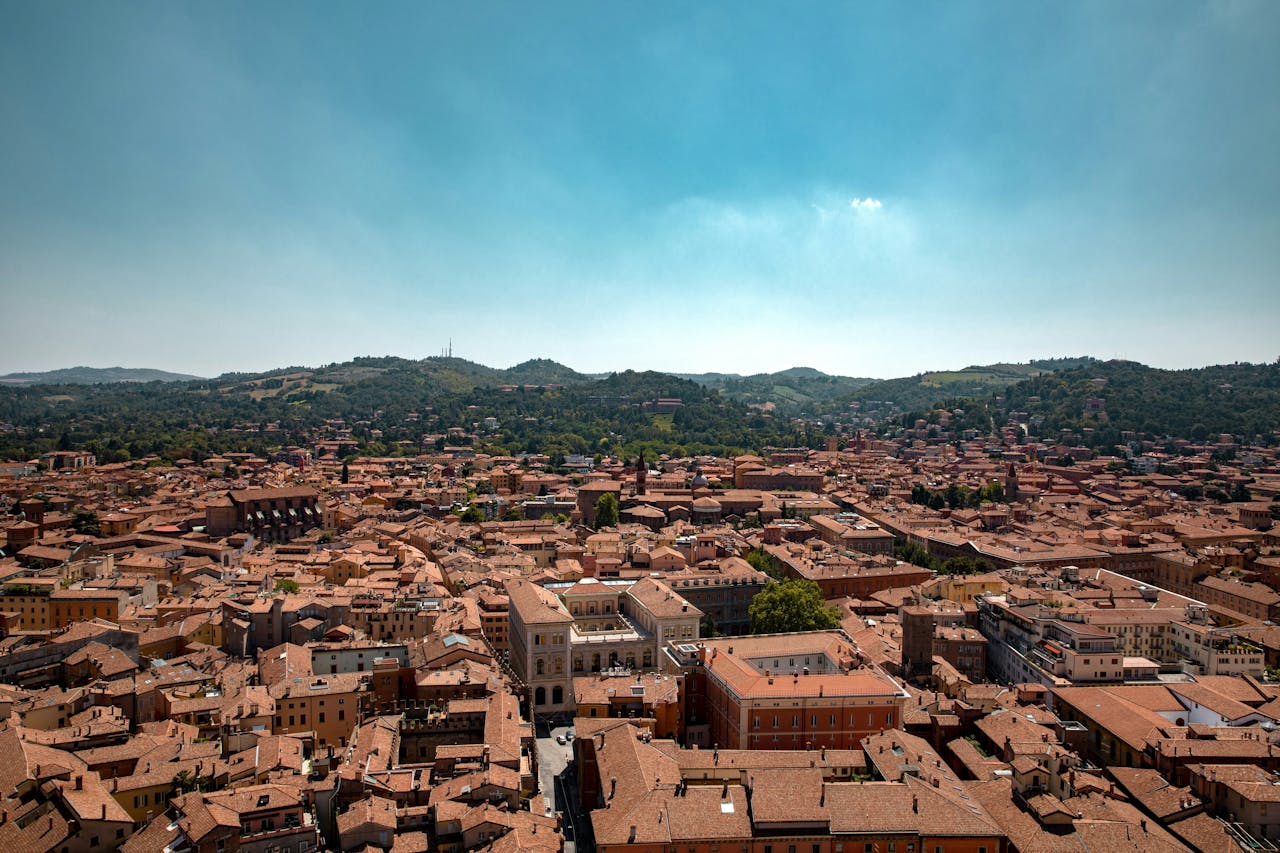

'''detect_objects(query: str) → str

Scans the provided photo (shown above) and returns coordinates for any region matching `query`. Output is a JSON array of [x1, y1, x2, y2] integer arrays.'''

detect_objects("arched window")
[[592, 653, 601, 671], [552, 686, 564, 705], [534, 687, 546, 706], [536, 659, 544, 676]]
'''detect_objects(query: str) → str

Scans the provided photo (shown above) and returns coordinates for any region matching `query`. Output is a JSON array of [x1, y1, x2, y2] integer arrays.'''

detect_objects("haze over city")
[[2, 2, 1278, 377], [7, 7, 1280, 853]]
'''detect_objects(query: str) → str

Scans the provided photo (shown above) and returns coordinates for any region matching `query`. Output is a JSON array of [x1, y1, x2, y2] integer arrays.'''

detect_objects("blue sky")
[[2, 2, 1278, 378]]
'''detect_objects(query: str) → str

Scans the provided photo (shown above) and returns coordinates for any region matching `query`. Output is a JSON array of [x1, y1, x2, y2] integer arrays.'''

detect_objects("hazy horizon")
[[3, 2, 1278, 378], [3, 352, 1277, 385]]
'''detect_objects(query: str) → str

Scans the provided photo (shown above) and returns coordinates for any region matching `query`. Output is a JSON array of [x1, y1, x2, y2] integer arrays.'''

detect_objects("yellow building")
[[0, 578, 56, 630], [924, 572, 1007, 604], [269, 671, 368, 748]]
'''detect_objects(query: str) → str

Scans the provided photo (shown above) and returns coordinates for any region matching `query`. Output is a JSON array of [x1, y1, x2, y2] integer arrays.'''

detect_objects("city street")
[[534, 718, 590, 853]]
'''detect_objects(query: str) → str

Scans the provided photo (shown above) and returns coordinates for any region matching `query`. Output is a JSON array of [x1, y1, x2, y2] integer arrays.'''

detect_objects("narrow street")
[[534, 718, 591, 853]]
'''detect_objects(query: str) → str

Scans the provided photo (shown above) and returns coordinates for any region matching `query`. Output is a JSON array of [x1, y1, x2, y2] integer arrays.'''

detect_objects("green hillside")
[[850, 357, 1097, 413], [0, 359, 787, 464], [995, 360, 1280, 446], [678, 367, 875, 414]]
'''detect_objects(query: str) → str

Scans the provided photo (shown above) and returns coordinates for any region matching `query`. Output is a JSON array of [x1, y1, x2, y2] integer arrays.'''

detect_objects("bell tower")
[[1005, 462, 1019, 502]]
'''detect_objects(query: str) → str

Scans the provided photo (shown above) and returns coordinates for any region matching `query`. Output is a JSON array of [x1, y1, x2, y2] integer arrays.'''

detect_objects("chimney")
[[912, 795, 919, 813], [75, 775, 83, 790], [610, 777, 617, 800]]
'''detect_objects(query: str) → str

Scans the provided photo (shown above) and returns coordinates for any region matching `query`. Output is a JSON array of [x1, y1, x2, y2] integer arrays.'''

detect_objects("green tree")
[[749, 579, 840, 635], [275, 578, 300, 594], [979, 481, 1005, 503], [500, 507, 524, 522], [594, 493, 619, 529], [173, 769, 214, 793], [700, 615, 725, 638], [894, 540, 937, 571], [745, 548, 782, 580], [71, 508, 100, 536], [340, 462, 349, 484], [940, 556, 992, 576], [1177, 484, 1205, 501], [459, 504, 485, 523]]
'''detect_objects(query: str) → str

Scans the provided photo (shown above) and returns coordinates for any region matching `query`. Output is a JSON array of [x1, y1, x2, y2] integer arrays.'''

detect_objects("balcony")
[[240, 810, 316, 840]]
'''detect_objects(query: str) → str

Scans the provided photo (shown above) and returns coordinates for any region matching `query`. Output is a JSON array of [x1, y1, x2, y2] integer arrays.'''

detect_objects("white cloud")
[[850, 197, 883, 209]]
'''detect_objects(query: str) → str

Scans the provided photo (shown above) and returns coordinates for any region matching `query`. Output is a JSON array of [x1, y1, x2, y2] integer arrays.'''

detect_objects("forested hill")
[[0, 358, 790, 464], [847, 357, 1097, 414], [985, 360, 1280, 445], [202, 356, 594, 394], [0, 366, 204, 385], [676, 367, 875, 414]]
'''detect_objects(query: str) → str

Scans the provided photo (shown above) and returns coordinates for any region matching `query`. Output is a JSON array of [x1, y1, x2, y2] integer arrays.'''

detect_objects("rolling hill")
[[677, 367, 875, 414], [0, 366, 205, 385], [990, 360, 1280, 445], [848, 357, 1098, 414]]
